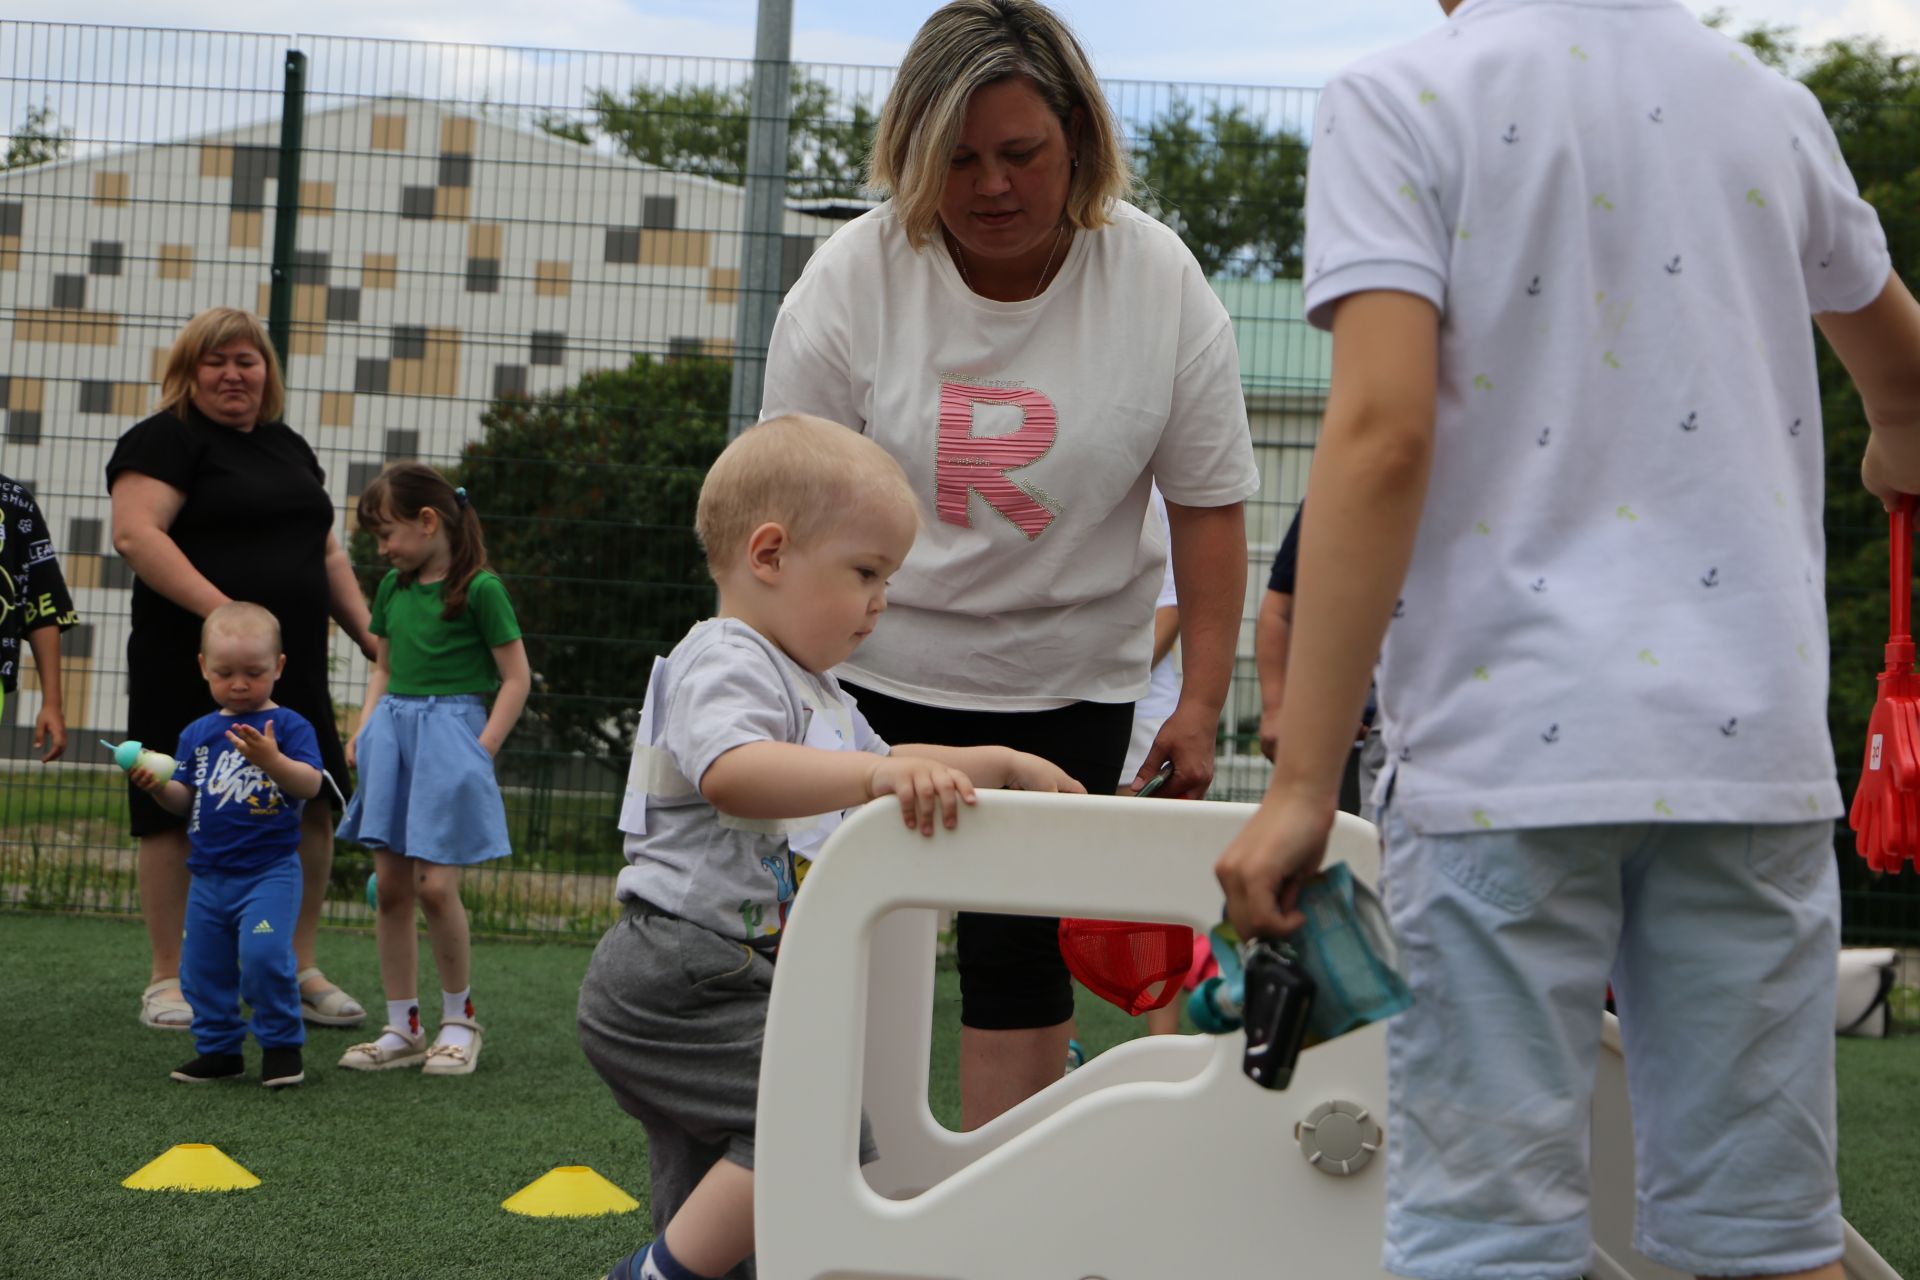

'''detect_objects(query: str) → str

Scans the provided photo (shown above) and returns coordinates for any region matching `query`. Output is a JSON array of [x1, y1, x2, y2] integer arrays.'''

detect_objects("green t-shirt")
[[371, 569, 521, 695]]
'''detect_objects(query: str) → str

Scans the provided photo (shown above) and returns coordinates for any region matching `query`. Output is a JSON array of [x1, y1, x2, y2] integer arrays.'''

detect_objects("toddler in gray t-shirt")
[[580, 414, 1084, 1280]]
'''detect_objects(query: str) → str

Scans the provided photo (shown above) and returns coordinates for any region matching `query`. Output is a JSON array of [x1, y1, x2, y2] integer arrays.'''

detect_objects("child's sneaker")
[[261, 1046, 305, 1089], [169, 1052, 244, 1084]]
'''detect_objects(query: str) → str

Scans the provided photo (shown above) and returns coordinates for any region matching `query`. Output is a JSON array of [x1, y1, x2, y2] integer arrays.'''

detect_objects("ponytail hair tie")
[[453, 486, 470, 509]]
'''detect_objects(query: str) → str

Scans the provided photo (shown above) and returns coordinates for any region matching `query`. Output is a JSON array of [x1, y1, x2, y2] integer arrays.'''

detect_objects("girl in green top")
[[336, 463, 530, 1078]]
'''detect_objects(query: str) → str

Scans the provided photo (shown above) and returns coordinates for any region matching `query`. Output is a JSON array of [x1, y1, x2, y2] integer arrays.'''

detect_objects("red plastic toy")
[[1849, 495, 1920, 873], [1058, 918, 1193, 1016]]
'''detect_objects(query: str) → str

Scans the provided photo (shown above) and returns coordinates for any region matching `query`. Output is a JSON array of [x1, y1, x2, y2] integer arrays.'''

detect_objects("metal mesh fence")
[[1, 21, 1914, 945]]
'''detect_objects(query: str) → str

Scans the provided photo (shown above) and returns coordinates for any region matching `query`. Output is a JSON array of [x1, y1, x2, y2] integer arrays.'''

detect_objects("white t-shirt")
[[1122, 491, 1183, 782], [763, 200, 1259, 710], [1302, 0, 1890, 834], [615, 618, 889, 940]]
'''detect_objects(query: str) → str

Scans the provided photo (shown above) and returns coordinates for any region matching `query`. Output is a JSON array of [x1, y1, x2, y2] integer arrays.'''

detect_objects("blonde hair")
[[697, 415, 920, 573], [158, 307, 285, 425], [869, 0, 1133, 249], [201, 601, 283, 654]]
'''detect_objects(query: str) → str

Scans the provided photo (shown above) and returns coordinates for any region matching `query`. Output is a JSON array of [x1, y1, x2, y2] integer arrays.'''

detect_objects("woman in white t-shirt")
[[761, 0, 1258, 1128]]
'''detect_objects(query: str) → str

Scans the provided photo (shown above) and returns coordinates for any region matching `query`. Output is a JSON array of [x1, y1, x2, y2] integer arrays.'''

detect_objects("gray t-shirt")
[[616, 618, 890, 940]]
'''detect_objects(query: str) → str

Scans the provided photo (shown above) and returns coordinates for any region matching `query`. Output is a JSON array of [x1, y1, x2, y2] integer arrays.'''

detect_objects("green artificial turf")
[[0, 913, 1156, 1279], [0, 913, 1912, 1279]]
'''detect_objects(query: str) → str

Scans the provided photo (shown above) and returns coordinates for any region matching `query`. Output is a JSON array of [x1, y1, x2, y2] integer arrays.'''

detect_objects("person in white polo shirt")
[[1215, 2, 1920, 1278], [763, 0, 1258, 1130]]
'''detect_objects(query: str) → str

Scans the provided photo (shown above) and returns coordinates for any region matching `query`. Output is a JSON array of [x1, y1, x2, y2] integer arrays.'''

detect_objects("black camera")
[[1240, 938, 1317, 1090]]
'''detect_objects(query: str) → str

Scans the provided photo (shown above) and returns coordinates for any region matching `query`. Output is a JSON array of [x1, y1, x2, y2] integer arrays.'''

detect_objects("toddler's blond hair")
[[696, 415, 919, 573], [201, 601, 283, 653]]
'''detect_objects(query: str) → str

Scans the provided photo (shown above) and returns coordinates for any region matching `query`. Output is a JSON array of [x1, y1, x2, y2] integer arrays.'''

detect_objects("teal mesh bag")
[[1291, 862, 1413, 1040]]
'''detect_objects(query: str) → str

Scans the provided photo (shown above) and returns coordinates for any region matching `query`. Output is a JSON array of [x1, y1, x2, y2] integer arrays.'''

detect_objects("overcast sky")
[[32, 0, 1920, 88]]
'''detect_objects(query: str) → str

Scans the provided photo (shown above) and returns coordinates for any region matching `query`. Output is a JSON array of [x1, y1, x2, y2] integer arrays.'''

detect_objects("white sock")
[[437, 988, 474, 1050], [376, 998, 420, 1051]]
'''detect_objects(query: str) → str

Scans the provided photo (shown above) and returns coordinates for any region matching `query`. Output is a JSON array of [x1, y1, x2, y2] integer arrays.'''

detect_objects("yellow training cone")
[[123, 1143, 261, 1192], [502, 1165, 639, 1218]]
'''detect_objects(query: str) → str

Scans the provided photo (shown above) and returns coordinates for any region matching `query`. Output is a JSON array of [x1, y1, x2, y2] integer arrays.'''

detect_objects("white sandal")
[[337, 1025, 428, 1071], [421, 1017, 484, 1077], [297, 967, 367, 1027], [140, 979, 193, 1031]]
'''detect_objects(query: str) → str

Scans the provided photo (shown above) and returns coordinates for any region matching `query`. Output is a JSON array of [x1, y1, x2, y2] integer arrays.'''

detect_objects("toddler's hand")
[[869, 757, 978, 836], [227, 721, 283, 767], [128, 766, 166, 793], [1003, 751, 1086, 795]]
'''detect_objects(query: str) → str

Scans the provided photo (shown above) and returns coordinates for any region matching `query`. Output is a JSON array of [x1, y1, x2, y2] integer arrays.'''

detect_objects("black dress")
[[106, 405, 352, 836]]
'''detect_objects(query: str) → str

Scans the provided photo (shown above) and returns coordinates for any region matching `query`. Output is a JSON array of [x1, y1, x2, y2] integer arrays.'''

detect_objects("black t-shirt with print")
[[0, 476, 77, 694]]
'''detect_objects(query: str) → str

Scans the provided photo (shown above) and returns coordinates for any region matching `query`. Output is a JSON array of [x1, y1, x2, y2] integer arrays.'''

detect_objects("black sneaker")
[[170, 1053, 244, 1084], [261, 1047, 305, 1089]]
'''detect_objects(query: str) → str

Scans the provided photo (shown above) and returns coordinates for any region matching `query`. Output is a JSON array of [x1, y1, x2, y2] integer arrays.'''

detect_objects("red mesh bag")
[[1057, 918, 1194, 1015], [1850, 496, 1920, 874]]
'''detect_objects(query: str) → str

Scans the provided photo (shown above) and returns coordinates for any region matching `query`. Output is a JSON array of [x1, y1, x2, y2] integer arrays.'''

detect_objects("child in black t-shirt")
[[0, 474, 78, 762]]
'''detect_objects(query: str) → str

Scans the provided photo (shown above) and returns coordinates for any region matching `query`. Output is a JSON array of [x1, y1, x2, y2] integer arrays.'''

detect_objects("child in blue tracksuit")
[[133, 601, 334, 1089]]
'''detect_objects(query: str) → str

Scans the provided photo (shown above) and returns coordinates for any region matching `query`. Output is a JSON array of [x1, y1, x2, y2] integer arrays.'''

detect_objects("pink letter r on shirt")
[[936, 382, 1058, 539]]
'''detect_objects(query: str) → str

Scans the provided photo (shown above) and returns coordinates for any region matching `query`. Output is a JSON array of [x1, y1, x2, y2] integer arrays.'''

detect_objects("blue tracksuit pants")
[[181, 859, 305, 1055]]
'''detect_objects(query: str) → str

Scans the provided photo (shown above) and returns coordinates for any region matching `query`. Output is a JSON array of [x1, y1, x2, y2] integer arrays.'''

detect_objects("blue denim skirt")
[[336, 694, 511, 866]]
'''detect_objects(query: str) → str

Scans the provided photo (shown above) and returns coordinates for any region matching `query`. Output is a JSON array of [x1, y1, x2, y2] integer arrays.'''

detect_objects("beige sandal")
[[297, 967, 367, 1027], [337, 1025, 428, 1071], [140, 979, 193, 1031], [421, 1017, 484, 1077]]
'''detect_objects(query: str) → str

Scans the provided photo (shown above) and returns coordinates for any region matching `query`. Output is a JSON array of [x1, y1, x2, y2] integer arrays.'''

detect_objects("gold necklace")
[[947, 222, 1068, 301]]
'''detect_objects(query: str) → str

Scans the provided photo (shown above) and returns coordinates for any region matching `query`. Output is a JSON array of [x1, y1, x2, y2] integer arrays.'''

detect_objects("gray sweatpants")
[[577, 900, 875, 1278]]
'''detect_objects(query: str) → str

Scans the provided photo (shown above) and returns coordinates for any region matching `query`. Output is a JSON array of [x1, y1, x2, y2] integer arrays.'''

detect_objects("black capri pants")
[[840, 682, 1133, 1030]]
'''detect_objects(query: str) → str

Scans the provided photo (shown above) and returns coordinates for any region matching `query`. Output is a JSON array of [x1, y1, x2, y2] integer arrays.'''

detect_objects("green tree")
[[353, 355, 730, 774], [533, 111, 591, 146], [4, 102, 71, 170], [585, 76, 878, 201], [1133, 98, 1308, 278]]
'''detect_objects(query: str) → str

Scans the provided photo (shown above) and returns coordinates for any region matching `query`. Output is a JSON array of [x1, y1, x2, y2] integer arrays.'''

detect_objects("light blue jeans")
[[1377, 807, 1842, 1280]]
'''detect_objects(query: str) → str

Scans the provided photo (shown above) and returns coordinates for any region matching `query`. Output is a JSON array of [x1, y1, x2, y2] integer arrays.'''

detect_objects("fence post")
[[727, 0, 794, 439], [267, 49, 307, 370]]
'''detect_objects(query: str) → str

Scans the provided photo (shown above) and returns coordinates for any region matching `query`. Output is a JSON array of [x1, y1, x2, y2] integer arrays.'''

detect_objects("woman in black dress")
[[108, 307, 376, 1030]]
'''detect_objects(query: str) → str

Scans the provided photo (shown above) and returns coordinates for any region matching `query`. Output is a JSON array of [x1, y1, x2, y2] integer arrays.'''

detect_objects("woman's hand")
[[345, 734, 359, 771], [867, 756, 978, 836], [1131, 703, 1219, 798]]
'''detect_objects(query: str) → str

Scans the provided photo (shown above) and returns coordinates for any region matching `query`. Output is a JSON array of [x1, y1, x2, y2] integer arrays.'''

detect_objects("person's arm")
[[1217, 290, 1439, 938], [1150, 605, 1180, 667], [129, 765, 194, 815], [479, 638, 530, 757], [346, 638, 391, 770], [701, 739, 1083, 838], [1130, 500, 1246, 798], [1254, 588, 1292, 762], [109, 473, 229, 618], [323, 531, 377, 660], [25, 625, 66, 762], [224, 721, 323, 801], [1821, 273, 1920, 508], [890, 743, 1085, 794]]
